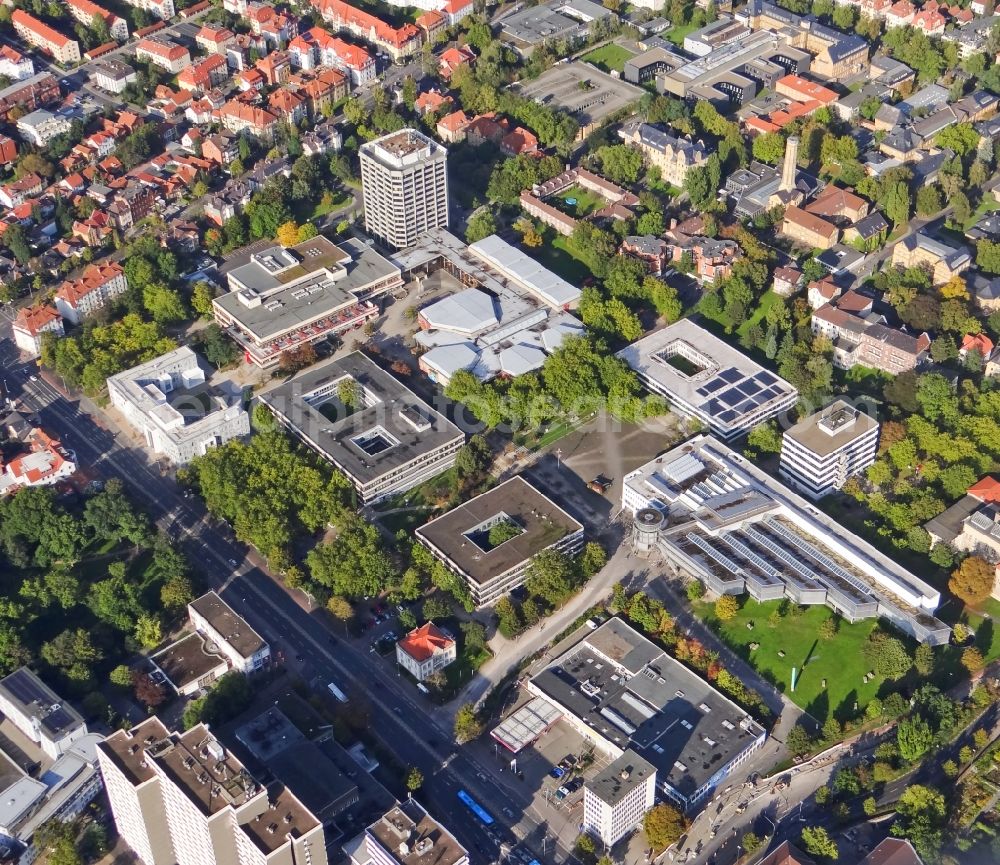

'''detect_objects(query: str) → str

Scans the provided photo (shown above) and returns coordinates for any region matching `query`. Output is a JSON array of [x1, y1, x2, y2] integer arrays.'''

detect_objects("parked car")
[[549, 767, 565, 779]]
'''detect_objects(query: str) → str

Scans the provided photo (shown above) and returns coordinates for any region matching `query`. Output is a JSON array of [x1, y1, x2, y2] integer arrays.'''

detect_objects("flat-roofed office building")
[[258, 352, 464, 505]]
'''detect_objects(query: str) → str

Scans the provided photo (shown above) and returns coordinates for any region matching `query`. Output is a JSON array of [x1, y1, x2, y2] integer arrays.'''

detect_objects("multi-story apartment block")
[[196, 24, 236, 54], [395, 623, 456, 681], [259, 352, 463, 504], [107, 347, 251, 465], [348, 800, 467, 865], [218, 99, 279, 140], [17, 108, 71, 146], [0, 45, 34, 80], [811, 301, 931, 373], [188, 591, 271, 674], [415, 476, 584, 607], [54, 261, 128, 325], [0, 668, 87, 761], [135, 36, 190, 72], [0, 72, 60, 122], [12, 11, 80, 64], [360, 129, 448, 249], [891, 231, 971, 286], [65, 0, 129, 40], [13, 303, 63, 357], [779, 400, 880, 499], [122, 0, 174, 21], [618, 120, 708, 187], [312, 0, 422, 60], [177, 54, 229, 91], [0, 171, 43, 208], [582, 751, 656, 846], [288, 26, 376, 83], [98, 719, 328, 865]]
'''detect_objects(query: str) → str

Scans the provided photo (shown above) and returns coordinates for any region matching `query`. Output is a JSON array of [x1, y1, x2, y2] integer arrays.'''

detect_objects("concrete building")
[[214, 235, 402, 368], [346, 800, 468, 865], [0, 668, 87, 761], [12, 304, 63, 358], [395, 622, 456, 681], [189, 591, 271, 674], [623, 435, 950, 645], [890, 231, 971, 286], [107, 347, 250, 465], [54, 261, 127, 325], [11, 11, 80, 64], [779, 400, 880, 499], [98, 719, 328, 865], [495, 0, 612, 54], [65, 0, 128, 41], [360, 129, 448, 249], [582, 750, 656, 846], [527, 618, 767, 812], [615, 319, 798, 441], [415, 476, 584, 607], [259, 352, 463, 505]]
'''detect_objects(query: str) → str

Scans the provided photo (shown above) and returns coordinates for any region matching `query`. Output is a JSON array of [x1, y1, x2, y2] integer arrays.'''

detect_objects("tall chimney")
[[780, 135, 799, 193]]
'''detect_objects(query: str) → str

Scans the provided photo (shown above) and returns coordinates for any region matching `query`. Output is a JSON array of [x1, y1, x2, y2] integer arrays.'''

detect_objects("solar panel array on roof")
[[0, 668, 83, 740]]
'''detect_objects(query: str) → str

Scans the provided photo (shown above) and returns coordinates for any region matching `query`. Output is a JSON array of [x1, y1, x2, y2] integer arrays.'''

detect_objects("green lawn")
[[526, 233, 594, 284], [697, 599, 883, 723], [582, 43, 635, 74], [963, 598, 1000, 664], [737, 290, 782, 339], [665, 21, 699, 46], [553, 185, 606, 218]]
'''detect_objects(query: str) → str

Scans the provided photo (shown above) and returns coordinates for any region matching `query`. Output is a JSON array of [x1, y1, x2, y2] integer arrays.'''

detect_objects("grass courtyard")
[[552, 185, 606, 218], [525, 231, 595, 284], [696, 599, 884, 724], [736, 289, 782, 340], [582, 43, 635, 74]]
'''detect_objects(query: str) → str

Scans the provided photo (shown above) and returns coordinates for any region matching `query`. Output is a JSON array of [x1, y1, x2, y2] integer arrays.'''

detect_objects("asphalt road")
[[0, 327, 575, 865]]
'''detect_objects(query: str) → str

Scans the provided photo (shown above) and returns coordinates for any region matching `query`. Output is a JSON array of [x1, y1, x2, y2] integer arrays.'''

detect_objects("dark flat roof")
[[367, 800, 468, 865], [586, 750, 656, 807], [0, 668, 84, 743], [189, 591, 267, 660], [268, 741, 358, 820], [150, 632, 226, 691], [415, 476, 583, 584], [259, 352, 463, 486]]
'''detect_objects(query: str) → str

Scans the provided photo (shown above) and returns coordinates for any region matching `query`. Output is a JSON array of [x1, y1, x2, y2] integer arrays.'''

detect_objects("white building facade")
[[582, 751, 656, 846]]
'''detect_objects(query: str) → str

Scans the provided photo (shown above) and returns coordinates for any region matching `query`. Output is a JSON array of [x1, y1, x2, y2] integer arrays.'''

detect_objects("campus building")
[[107, 347, 251, 465], [526, 618, 767, 812], [214, 235, 402, 368], [624, 435, 951, 645], [360, 129, 449, 249], [582, 751, 656, 846], [778, 401, 880, 499], [98, 719, 328, 865], [259, 352, 463, 505], [617, 121, 708, 187], [616, 319, 799, 441], [415, 476, 584, 607]]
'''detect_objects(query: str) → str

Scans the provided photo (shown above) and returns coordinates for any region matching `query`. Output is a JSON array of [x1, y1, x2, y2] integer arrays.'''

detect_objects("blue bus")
[[457, 789, 495, 825]]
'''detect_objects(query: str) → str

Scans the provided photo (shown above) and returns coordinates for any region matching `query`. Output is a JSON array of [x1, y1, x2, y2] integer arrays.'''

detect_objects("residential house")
[[0, 46, 34, 81], [218, 99, 279, 140], [257, 50, 291, 86], [0, 136, 17, 167], [293, 67, 348, 115], [16, 109, 71, 147], [301, 121, 342, 155], [844, 211, 889, 250], [54, 260, 128, 325], [438, 44, 475, 80], [290, 28, 376, 84], [812, 296, 931, 372], [781, 205, 839, 249], [772, 265, 803, 297], [437, 109, 470, 143], [0, 173, 43, 208], [12, 10, 80, 63], [0, 73, 60, 123], [501, 126, 538, 156], [891, 231, 971, 285], [195, 24, 236, 54], [267, 87, 306, 123], [416, 9, 447, 41], [415, 88, 452, 116], [960, 332, 994, 366], [12, 303, 63, 356], [201, 131, 238, 165], [92, 59, 138, 93], [122, 0, 175, 20], [0, 427, 76, 493], [176, 54, 229, 92], [620, 235, 669, 275], [395, 622, 456, 681], [313, 0, 423, 61], [803, 185, 869, 225]]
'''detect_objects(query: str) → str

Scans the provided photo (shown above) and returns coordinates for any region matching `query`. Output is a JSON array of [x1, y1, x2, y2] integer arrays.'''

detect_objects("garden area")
[[552, 185, 607, 218], [696, 599, 886, 723], [525, 229, 596, 284], [582, 43, 635, 74]]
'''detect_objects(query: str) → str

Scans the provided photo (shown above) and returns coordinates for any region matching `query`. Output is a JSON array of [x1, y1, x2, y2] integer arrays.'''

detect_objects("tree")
[[110, 664, 132, 687], [132, 670, 167, 709], [460, 620, 487, 652], [863, 797, 877, 816], [752, 132, 786, 165], [466, 209, 497, 243], [915, 184, 943, 216], [819, 616, 838, 640], [746, 420, 782, 455], [801, 826, 838, 860], [597, 144, 643, 184], [742, 833, 764, 854], [643, 803, 686, 851], [978, 239, 1000, 274], [786, 724, 815, 757], [276, 220, 300, 247], [525, 549, 577, 605], [893, 785, 946, 859], [897, 716, 935, 762], [935, 122, 980, 156], [950, 556, 994, 605], [406, 766, 424, 792], [962, 645, 985, 674], [863, 633, 912, 679], [882, 180, 911, 227], [454, 703, 482, 743], [914, 642, 935, 676], [135, 613, 162, 649], [327, 595, 354, 629], [715, 595, 739, 620], [686, 580, 705, 601], [191, 281, 217, 318], [143, 285, 188, 325], [579, 541, 607, 577]]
